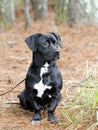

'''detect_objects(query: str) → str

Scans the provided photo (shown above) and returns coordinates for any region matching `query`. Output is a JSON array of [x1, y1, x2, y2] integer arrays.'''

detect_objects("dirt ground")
[[0, 14, 98, 130]]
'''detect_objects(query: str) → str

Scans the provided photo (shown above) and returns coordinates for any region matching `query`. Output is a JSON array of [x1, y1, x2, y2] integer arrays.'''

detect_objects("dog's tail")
[[0, 79, 25, 96]]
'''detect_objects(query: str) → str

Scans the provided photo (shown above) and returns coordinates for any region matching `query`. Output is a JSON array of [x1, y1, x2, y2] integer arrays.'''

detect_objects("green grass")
[[60, 78, 98, 129]]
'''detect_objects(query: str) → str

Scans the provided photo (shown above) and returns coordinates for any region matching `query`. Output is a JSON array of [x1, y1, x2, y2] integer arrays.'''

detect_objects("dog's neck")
[[33, 51, 55, 67]]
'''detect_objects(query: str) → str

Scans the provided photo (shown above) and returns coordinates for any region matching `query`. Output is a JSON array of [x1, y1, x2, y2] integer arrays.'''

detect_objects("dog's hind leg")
[[18, 89, 32, 110]]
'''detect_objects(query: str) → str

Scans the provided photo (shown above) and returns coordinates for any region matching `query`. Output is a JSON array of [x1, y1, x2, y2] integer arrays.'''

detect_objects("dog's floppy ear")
[[47, 32, 63, 48], [25, 33, 41, 51]]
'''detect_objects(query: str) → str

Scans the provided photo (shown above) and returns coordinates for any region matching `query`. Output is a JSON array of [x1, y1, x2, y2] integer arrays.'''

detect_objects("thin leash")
[[0, 79, 25, 96]]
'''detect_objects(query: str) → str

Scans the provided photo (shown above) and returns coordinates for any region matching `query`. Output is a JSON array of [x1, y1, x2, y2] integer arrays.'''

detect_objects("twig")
[[6, 101, 20, 104]]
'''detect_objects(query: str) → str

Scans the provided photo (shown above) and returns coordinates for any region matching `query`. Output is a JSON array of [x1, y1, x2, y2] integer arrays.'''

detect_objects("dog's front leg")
[[48, 92, 61, 122], [28, 93, 42, 123]]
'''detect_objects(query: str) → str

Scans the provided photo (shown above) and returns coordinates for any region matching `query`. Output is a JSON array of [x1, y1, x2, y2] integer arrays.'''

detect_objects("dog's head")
[[25, 32, 62, 62]]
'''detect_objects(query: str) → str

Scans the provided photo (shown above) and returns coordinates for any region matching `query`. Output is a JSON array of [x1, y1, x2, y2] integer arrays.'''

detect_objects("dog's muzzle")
[[54, 51, 60, 60]]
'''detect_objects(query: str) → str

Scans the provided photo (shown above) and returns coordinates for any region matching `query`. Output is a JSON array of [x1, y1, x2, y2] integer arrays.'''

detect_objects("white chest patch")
[[34, 63, 52, 98]]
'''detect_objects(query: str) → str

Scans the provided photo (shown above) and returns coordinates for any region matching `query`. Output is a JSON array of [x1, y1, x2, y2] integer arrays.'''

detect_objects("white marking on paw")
[[31, 120, 39, 125], [34, 63, 52, 98]]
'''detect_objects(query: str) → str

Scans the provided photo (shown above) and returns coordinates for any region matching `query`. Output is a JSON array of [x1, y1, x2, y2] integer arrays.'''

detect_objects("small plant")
[[60, 78, 98, 129]]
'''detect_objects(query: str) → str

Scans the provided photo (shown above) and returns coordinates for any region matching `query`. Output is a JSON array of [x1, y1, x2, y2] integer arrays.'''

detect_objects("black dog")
[[18, 32, 63, 124]]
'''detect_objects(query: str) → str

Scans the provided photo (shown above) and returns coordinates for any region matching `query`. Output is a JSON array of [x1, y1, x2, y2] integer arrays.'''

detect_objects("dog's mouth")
[[54, 56, 60, 61], [54, 51, 60, 60], [43, 51, 60, 61]]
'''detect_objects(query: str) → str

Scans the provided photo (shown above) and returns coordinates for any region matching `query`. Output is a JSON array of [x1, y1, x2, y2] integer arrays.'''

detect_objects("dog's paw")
[[31, 120, 40, 125], [31, 113, 42, 124], [48, 113, 57, 122]]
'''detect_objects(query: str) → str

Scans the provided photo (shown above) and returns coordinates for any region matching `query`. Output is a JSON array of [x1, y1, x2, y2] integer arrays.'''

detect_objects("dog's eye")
[[43, 42, 49, 47], [55, 43, 58, 48]]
